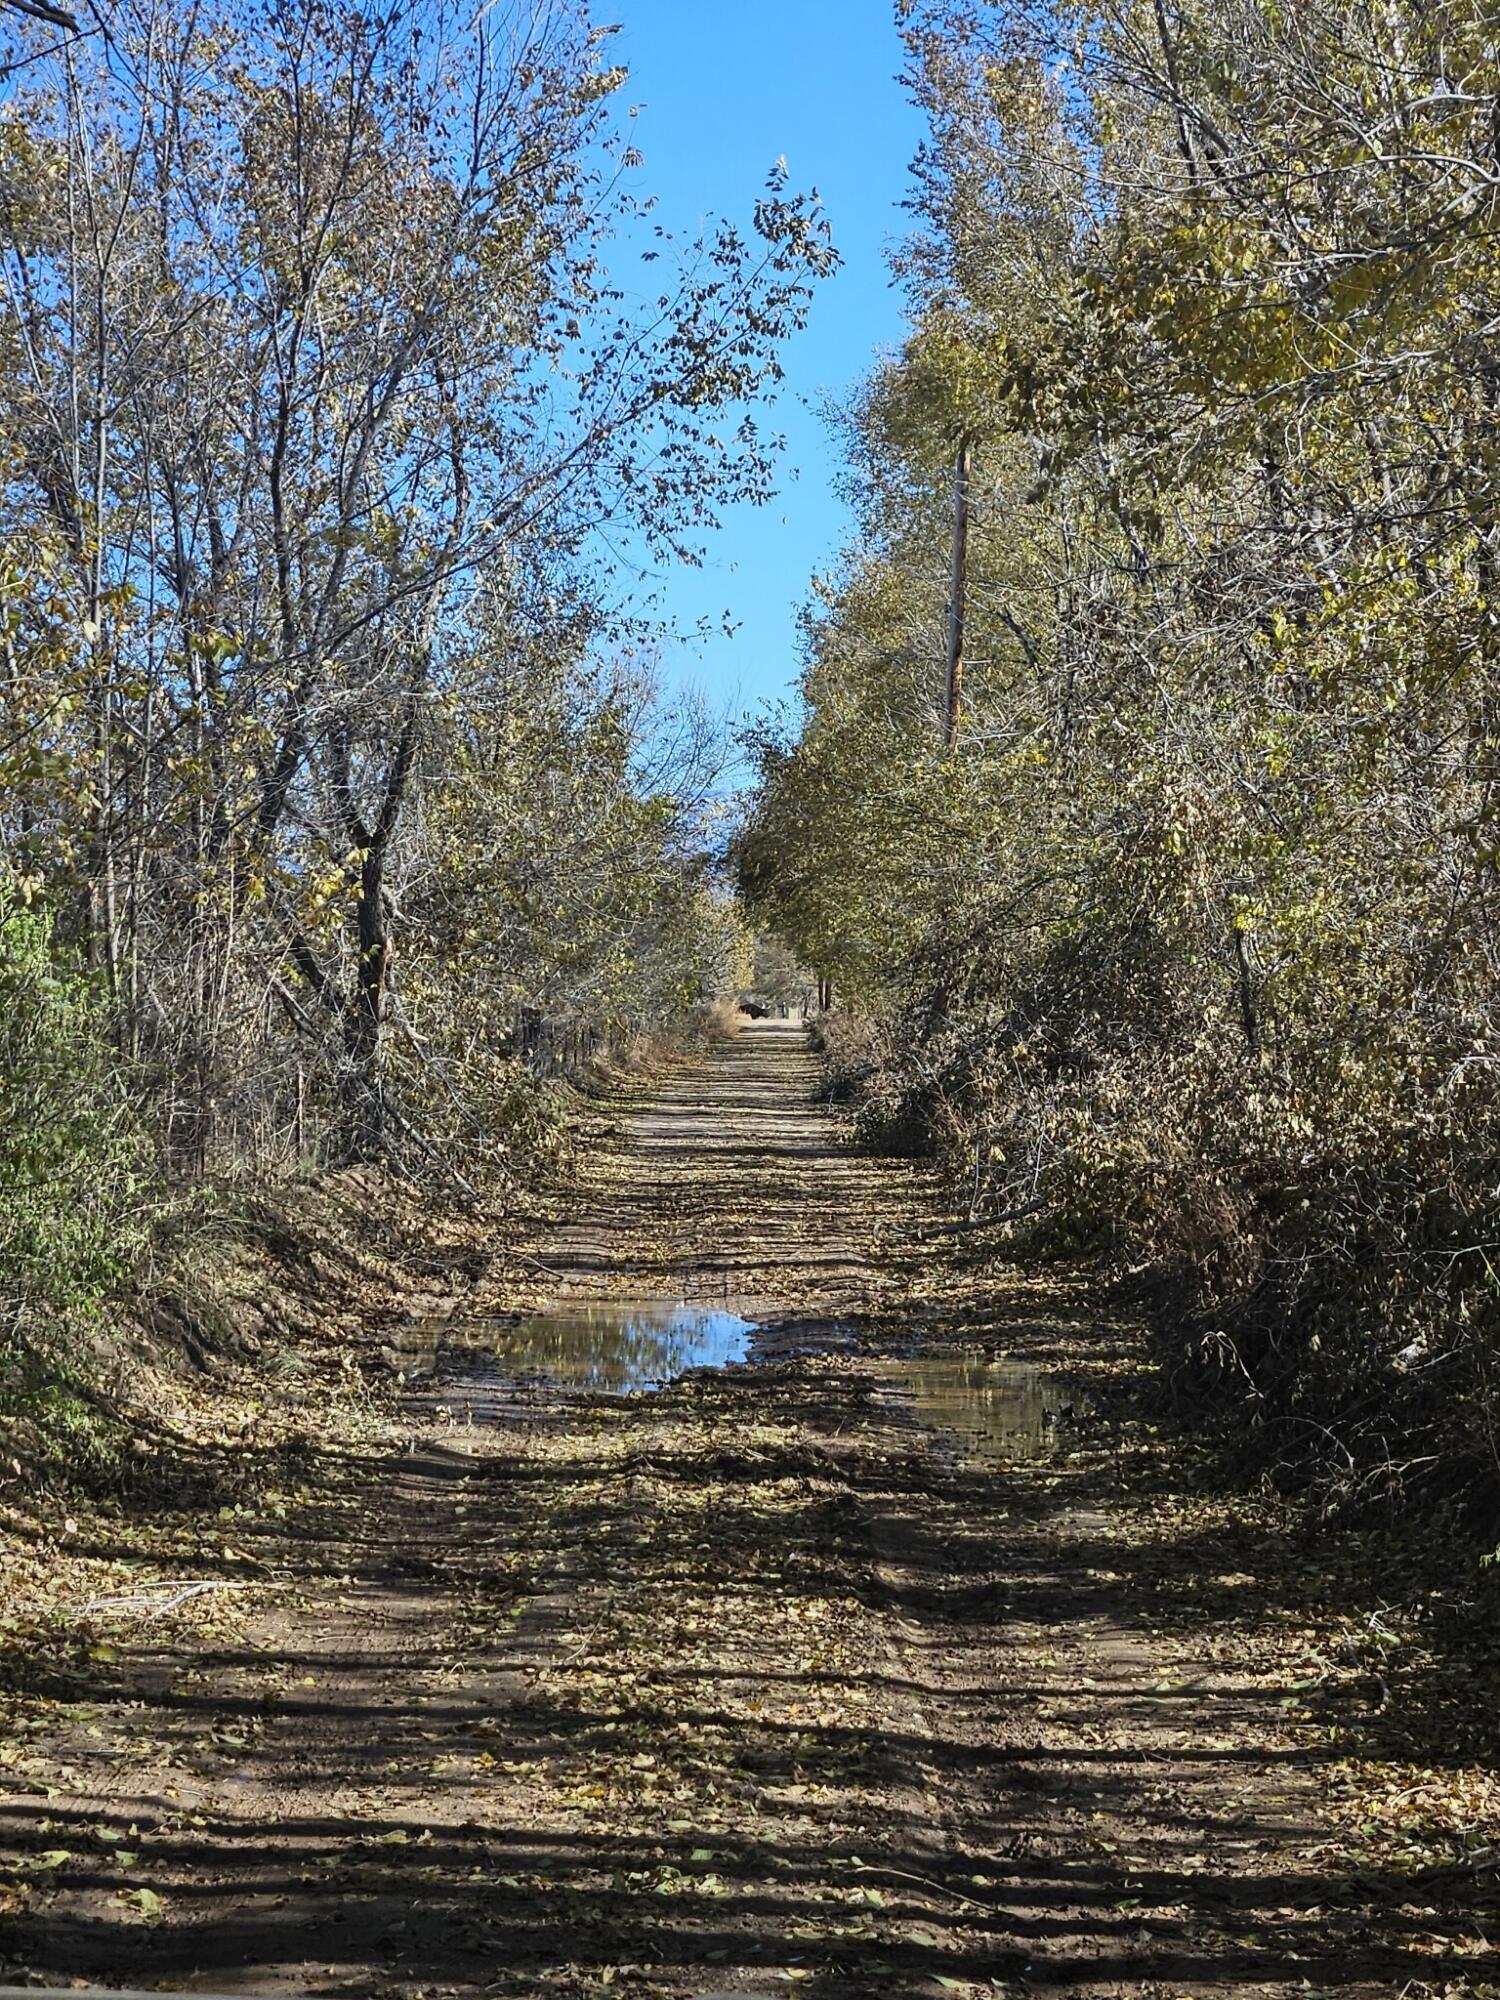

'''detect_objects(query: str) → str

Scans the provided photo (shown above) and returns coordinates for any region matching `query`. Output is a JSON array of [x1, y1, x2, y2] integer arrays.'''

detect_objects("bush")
[[0, 887, 152, 1349]]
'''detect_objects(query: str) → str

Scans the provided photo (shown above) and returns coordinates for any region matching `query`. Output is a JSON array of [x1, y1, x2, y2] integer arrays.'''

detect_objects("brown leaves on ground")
[[0, 1030, 1497, 1998]]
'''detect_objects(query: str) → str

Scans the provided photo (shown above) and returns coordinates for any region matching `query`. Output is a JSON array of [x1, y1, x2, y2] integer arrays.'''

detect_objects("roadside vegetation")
[[738, 0, 1500, 1521], [0, 0, 828, 1425]]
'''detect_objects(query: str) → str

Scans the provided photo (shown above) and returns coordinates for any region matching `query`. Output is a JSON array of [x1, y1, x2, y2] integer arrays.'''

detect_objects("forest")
[[0, 0, 832, 1355], [740, 0, 1500, 1518], [2, 0, 1500, 1996]]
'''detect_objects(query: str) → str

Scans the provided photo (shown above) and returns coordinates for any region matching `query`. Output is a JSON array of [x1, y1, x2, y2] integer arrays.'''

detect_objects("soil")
[[0, 1021, 1497, 1999]]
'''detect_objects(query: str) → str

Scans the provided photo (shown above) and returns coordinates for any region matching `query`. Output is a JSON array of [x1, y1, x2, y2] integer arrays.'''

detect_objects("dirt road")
[[0, 1024, 1484, 1998], [517, 1020, 896, 1312]]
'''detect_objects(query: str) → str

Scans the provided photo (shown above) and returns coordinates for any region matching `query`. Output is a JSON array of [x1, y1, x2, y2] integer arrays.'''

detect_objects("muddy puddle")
[[401, 1300, 757, 1397], [872, 1353, 1068, 1461]]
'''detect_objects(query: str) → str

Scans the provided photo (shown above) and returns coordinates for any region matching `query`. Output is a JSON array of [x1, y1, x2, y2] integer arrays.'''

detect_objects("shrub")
[[0, 886, 151, 1352]]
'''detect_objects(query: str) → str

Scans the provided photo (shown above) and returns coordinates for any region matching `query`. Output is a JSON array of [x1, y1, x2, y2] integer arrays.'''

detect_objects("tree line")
[[0, 0, 832, 1352], [739, 0, 1500, 1510]]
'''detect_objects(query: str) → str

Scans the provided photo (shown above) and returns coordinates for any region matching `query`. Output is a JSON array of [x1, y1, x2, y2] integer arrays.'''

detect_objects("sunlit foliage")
[[740, 0, 1500, 1504]]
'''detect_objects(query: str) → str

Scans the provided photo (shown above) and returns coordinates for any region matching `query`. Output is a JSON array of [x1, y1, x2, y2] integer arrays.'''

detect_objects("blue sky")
[[608, 2, 921, 727]]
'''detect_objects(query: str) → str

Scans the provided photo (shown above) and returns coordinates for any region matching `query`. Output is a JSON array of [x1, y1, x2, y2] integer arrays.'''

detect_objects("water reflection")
[[872, 1354, 1063, 1461], [404, 1301, 757, 1396]]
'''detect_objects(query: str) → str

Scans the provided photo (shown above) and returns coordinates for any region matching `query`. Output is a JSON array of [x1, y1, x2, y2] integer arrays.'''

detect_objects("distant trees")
[[0, 0, 831, 1234], [750, 935, 807, 1013], [740, 0, 1500, 1504]]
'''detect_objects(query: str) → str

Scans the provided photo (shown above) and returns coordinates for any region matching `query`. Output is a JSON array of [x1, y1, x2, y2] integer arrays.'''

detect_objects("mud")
[[0, 1023, 1480, 2000]]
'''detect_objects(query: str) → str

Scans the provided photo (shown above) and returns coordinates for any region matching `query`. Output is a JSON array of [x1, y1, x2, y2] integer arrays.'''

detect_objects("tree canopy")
[[738, 0, 1500, 1499], [0, 0, 829, 1227]]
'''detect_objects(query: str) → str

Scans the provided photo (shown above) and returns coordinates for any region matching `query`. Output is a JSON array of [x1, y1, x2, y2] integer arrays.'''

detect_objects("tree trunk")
[[340, 849, 391, 1162], [945, 434, 972, 750]]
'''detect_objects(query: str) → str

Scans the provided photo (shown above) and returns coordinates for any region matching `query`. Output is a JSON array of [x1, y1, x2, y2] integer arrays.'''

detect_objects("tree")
[[741, 0, 1500, 1498], [0, 0, 833, 1164]]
